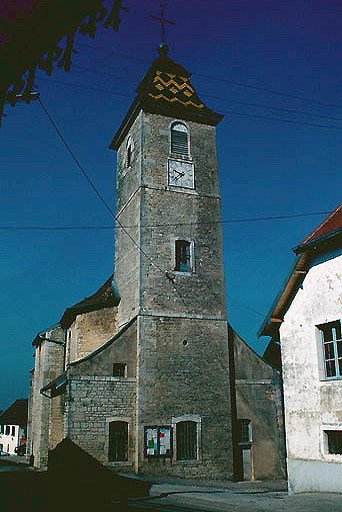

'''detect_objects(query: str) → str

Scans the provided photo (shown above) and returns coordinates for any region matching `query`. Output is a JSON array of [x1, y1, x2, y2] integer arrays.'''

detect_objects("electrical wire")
[[0, 210, 330, 231], [76, 42, 342, 109], [36, 77, 342, 130], [37, 98, 187, 306]]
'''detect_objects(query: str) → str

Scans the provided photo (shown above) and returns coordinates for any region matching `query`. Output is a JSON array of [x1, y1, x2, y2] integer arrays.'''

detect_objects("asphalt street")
[[118, 479, 342, 512]]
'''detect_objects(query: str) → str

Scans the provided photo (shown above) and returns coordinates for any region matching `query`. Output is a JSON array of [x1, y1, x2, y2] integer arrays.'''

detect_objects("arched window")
[[126, 136, 133, 167], [171, 123, 189, 156], [176, 421, 197, 460], [108, 421, 128, 461]]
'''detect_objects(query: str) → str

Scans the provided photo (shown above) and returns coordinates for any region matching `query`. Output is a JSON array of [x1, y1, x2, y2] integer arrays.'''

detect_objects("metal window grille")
[[113, 363, 126, 377], [175, 240, 191, 272], [176, 421, 197, 460], [326, 430, 342, 454], [238, 419, 250, 444], [319, 321, 342, 378], [171, 123, 189, 156], [108, 421, 128, 461]]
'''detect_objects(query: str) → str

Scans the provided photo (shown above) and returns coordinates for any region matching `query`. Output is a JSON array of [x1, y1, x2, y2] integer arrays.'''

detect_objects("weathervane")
[[150, 3, 175, 45]]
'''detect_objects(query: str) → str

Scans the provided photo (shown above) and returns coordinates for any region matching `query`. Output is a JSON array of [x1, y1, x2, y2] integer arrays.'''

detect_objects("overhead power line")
[[37, 98, 187, 306], [50, 61, 342, 123], [76, 42, 342, 109], [36, 77, 342, 130], [0, 210, 330, 231]]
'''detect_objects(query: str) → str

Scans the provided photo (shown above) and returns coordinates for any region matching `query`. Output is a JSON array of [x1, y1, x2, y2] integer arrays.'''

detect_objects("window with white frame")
[[126, 136, 133, 167], [171, 123, 189, 156], [325, 430, 342, 454], [318, 320, 342, 379]]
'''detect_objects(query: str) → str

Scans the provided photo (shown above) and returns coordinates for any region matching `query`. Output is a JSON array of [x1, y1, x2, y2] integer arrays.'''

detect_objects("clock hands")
[[173, 169, 185, 181]]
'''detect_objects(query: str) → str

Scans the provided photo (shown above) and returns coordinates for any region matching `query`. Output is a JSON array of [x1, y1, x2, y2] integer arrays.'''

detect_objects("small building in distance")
[[259, 203, 342, 494], [0, 399, 28, 455]]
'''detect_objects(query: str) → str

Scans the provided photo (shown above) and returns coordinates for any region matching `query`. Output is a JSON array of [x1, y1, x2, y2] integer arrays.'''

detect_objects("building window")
[[174, 240, 192, 272], [108, 421, 128, 462], [325, 430, 342, 454], [318, 320, 342, 379], [176, 421, 197, 460], [5, 425, 10, 436], [171, 123, 189, 156], [238, 419, 251, 445], [113, 363, 126, 377], [11, 426, 15, 437], [126, 136, 133, 167], [0, 425, 3, 434], [144, 426, 172, 457]]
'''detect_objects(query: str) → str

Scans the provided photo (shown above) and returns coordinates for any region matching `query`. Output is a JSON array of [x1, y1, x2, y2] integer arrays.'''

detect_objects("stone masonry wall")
[[233, 330, 285, 479], [70, 319, 137, 378], [67, 305, 119, 364], [65, 376, 136, 467], [28, 325, 64, 469], [137, 315, 233, 479]]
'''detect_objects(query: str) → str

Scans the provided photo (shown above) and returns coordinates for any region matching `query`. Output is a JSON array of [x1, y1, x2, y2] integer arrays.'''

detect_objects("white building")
[[259, 204, 342, 494], [0, 399, 28, 455]]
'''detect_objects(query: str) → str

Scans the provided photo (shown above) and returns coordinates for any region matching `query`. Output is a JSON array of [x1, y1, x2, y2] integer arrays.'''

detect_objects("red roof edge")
[[299, 203, 342, 247]]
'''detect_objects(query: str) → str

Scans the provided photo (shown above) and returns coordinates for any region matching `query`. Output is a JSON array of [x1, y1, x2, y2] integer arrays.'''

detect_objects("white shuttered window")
[[171, 123, 189, 156]]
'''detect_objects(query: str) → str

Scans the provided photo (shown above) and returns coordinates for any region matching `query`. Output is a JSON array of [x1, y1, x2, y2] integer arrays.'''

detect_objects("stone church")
[[27, 45, 285, 480]]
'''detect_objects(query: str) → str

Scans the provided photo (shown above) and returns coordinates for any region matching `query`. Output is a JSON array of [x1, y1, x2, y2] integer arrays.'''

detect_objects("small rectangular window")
[[113, 363, 126, 377], [0, 425, 3, 434], [144, 426, 172, 457], [176, 421, 197, 460], [325, 430, 342, 454], [318, 320, 342, 379], [109, 421, 128, 461], [171, 123, 189, 156], [238, 419, 251, 445], [5, 425, 10, 436], [175, 240, 191, 272], [11, 426, 15, 437]]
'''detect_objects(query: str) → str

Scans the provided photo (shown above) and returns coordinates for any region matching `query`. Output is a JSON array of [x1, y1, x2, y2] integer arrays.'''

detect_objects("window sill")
[[174, 459, 202, 465], [320, 377, 342, 382], [105, 461, 133, 467]]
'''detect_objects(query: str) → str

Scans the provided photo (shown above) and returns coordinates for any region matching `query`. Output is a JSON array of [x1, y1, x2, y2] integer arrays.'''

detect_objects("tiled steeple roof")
[[110, 44, 223, 150]]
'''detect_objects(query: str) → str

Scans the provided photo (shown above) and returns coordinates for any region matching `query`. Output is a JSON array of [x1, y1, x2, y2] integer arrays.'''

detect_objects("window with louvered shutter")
[[176, 421, 197, 460], [171, 123, 189, 156], [108, 421, 128, 461]]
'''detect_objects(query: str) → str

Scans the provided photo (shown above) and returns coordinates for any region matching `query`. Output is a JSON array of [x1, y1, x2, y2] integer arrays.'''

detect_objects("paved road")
[[119, 480, 342, 512]]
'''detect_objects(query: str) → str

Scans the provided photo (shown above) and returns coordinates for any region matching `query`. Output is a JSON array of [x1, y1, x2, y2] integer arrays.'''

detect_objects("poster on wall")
[[144, 426, 172, 457], [146, 428, 158, 456]]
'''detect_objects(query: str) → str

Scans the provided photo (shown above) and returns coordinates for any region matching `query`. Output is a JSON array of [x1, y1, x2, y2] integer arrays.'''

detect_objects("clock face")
[[168, 159, 194, 189]]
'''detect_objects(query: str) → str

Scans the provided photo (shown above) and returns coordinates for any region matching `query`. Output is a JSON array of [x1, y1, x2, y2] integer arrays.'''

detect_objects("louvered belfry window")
[[171, 123, 189, 156]]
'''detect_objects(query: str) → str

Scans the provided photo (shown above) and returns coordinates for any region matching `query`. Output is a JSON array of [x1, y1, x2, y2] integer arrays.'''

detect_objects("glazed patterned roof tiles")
[[110, 47, 223, 150], [148, 70, 205, 110]]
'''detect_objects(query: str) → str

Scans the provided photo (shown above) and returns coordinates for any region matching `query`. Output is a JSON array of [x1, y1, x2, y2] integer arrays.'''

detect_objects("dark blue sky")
[[1, 0, 342, 410]]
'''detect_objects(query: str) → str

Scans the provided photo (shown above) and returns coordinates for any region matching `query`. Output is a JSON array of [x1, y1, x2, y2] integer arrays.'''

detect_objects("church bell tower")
[[110, 44, 233, 477]]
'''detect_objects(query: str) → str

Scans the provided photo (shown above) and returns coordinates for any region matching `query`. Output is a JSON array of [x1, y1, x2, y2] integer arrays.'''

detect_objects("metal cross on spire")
[[150, 3, 176, 44]]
